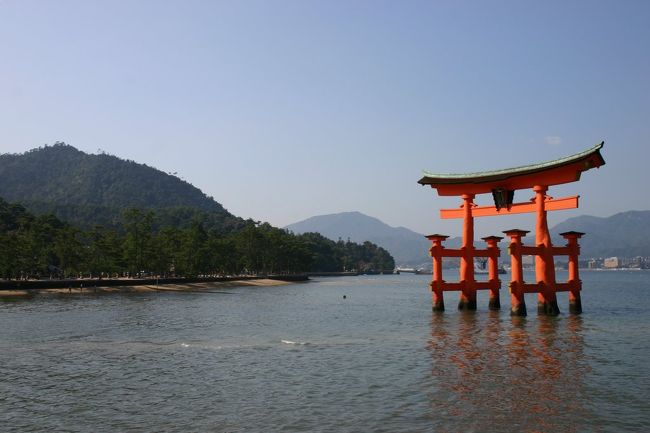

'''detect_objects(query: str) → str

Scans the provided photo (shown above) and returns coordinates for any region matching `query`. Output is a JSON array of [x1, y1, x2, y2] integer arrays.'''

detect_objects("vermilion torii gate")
[[418, 142, 605, 316]]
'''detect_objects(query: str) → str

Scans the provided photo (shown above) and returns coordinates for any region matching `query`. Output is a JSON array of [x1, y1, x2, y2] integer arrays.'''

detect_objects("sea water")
[[1, 271, 649, 432]]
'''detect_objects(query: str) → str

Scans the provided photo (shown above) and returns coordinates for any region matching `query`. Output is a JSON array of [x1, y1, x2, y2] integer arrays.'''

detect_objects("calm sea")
[[1, 271, 649, 432]]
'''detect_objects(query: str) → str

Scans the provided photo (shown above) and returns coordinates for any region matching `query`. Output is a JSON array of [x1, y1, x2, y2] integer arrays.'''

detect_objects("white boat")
[[474, 259, 489, 274], [474, 259, 507, 275], [395, 267, 420, 274]]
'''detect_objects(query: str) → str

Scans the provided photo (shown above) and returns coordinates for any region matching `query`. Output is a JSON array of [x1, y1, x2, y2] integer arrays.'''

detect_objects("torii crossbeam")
[[418, 142, 605, 316]]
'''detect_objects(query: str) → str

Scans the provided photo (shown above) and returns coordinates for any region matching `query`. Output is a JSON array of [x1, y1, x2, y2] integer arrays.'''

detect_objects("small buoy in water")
[[343, 295, 347, 299]]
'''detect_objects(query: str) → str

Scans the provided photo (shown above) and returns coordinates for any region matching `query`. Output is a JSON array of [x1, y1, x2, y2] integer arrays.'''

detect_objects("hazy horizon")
[[1, 1, 648, 236]]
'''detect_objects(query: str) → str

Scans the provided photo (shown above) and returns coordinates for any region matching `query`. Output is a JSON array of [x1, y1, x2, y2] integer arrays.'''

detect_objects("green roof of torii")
[[418, 141, 605, 186]]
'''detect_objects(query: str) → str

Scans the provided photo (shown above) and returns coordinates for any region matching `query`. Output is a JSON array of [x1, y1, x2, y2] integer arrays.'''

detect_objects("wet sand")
[[0, 278, 295, 297]]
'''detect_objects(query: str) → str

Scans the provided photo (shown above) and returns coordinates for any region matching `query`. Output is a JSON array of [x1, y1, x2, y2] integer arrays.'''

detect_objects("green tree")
[[152, 226, 182, 276], [123, 208, 155, 275], [86, 225, 122, 277], [178, 220, 209, 276]]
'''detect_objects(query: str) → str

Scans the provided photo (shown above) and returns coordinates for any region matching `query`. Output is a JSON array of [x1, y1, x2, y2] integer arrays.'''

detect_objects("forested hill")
[[0, 143, 243, 230], [0, 197, 395, 279], [0, 144, 396, 276]]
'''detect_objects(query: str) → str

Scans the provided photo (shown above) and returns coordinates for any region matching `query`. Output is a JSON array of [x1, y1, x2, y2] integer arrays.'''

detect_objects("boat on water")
[[396, 262, 505, 275], [474, 259, 507, 275], [395, 267, 421, 274], [475, 259, 489, 274]]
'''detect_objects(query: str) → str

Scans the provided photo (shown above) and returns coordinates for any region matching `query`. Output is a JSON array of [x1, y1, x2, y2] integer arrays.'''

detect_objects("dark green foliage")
[[0, 143, 393, 278], [0, 143, 217, 210], [0, 143, 243, 231], [0, 198, 395, 279], [297, 232, 342, 272], [0, 198, 83, 279], [296, 232, 395, 273], [86, 225, 123, 276], [123, 208, 156, 275]]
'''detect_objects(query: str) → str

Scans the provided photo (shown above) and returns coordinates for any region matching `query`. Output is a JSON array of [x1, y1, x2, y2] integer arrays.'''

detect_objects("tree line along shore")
[[0, 197, 395, 282]]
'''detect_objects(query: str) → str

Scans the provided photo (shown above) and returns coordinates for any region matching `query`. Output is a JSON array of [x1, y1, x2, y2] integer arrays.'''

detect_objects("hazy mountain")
[[5, 144, 644, 260], [0, 143, 244, 231], [287, 209, 650, 265], [550, 210, 650, 258], [286, 211, 460, 266]]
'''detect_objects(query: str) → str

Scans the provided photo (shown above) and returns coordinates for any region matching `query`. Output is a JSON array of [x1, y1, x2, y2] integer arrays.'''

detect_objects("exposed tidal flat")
[[1, 271, 649, 432], [0, 277, 299, 298]]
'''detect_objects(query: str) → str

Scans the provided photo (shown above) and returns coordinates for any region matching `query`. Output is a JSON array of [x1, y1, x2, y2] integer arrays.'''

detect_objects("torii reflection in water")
[[426, 312, 588, 432]]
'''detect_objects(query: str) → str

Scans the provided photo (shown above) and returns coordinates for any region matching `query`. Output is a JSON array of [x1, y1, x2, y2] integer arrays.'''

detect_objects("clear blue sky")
[[1, 0, 648, 236]]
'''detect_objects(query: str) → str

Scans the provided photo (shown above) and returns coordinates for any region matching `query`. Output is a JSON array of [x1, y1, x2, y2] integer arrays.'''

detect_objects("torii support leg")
[[504, 230, 527, 316], [427, 235, 448, 312], [458, 194, 476, 310], [562, 231, 584, 314], [534, 185, 560, 316], [483, 236, 503, 310]]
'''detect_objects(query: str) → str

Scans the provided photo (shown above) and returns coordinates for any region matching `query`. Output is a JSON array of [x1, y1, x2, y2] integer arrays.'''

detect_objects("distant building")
[[603, 257, 619, 269], [587, 258, 602, 269], [631, 256, 642, 268], [522, 255, 535, 269]]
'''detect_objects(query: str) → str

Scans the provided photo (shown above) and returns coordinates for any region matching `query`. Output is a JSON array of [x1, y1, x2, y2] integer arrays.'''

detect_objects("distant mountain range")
[[0, 142, 244, 231], [550, 211, 650, 258], [286, 211, 461, 266], [4, 143, 649, 261], [287, 210, 650, 264]]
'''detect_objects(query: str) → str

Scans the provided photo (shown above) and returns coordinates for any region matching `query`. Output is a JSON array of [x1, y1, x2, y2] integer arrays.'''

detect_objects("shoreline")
[[0, 277, 306, 298]]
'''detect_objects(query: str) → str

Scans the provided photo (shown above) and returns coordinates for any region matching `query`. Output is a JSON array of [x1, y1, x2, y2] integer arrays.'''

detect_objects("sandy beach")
[[0, 278, 296, 297]]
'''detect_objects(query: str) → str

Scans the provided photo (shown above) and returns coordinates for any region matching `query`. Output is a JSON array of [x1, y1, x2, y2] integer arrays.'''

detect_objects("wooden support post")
[[561, 231, 584, 314], [482, 236, 503, 310], [459, 194, 477, 311], [426, 234, 448, 312], [533, 185, 560, 316], [504, 229, 528, 316]]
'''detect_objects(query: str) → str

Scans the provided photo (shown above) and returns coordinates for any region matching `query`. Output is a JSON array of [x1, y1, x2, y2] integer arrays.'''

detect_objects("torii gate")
[[418, 142, 605, 316]]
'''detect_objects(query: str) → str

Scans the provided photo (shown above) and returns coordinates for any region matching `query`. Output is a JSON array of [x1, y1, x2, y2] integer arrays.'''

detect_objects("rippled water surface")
[[1, 271, 649, 432]]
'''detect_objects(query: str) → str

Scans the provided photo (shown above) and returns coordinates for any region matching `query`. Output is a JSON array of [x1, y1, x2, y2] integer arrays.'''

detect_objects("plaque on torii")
[[418, 142, 605, 316]]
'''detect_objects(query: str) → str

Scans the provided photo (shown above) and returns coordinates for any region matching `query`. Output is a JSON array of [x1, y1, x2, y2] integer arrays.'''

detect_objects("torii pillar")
[[534, 185, 560, 315], [458, 194, 476, 310]]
